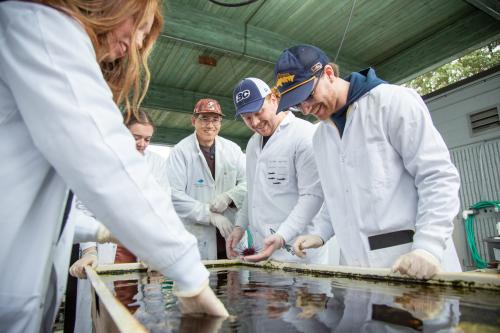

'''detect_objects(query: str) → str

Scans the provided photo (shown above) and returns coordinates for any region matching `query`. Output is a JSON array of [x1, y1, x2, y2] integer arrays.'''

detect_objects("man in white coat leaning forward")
[[167, 98, 247, 260], [275, 44, 461, 279], [226, 78, 325, 263]]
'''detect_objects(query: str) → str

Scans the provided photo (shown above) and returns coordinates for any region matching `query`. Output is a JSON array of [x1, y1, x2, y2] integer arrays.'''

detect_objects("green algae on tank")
[[105, 267, 500, 332]]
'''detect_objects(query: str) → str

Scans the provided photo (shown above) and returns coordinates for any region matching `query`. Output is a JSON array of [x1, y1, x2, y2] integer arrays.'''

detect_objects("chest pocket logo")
[[194, 178, 207, 188], [266, 159, 289, 187]]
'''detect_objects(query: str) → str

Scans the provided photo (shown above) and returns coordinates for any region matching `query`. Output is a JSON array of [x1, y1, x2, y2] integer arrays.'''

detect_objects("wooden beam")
[[143, 84, 237, 117], [376, 11, 500, 83], [161, 1, 367, 74], [465, 0, 500, 21]]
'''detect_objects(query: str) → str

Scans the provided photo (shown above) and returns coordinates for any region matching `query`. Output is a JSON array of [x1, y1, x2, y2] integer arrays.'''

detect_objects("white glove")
[[69, 248, 97, 279], [96, 224, 119, 244], [209, 193, 233, 213], [176, 280, 229, 317], [209, 212, 233, 239], [391, 249, 440, 279], [226, 226, 245, 258], [293, 235, 324, 258]]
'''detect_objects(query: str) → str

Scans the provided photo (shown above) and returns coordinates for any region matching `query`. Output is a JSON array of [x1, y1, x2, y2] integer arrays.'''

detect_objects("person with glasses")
[[167, 98, 247, 260], [226, 78, 325, 264], [274, 44, 461, 279], [0, 1, 228, 331]]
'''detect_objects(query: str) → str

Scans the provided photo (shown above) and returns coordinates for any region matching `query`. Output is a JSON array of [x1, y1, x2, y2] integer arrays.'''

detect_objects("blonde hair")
[[269, 86, 282, 99], [35, 0, 163, 121]]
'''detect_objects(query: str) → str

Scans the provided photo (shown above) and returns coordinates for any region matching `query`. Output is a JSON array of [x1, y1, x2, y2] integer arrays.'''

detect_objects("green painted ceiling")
[[144, 0, 500, 148]]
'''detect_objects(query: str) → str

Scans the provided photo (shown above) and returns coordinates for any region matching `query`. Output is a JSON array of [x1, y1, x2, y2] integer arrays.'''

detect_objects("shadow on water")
[[108, 267, 500, 332]]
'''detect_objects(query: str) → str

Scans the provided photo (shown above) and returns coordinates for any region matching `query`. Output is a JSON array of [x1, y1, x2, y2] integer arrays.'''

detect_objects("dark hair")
[[124, 109, 156, 131]]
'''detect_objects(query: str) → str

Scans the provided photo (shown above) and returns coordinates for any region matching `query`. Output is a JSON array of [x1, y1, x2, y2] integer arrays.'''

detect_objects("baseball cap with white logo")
[[232, 77, 271, 116]]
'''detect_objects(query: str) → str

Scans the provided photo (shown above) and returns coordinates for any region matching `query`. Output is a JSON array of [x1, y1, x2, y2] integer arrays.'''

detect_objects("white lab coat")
[[167, 133, 247, 259], [237, 112, 324, 262], [312, 84, 461, 270], [74, 150, 170, 333], [0, 3, 207, 332]]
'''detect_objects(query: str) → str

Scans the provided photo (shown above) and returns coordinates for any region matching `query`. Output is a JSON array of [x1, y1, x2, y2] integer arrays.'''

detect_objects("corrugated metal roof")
[[144, 0, 500, 146]]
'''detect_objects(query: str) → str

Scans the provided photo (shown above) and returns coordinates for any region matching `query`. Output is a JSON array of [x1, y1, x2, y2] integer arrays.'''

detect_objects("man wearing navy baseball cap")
[[274, 44, 461, 280], [226, 77, 326, 264]]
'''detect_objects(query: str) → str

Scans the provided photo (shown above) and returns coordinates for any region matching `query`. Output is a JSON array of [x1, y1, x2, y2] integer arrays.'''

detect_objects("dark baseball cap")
[[274, 44, 330, 111], [233, 77, 272, 116]]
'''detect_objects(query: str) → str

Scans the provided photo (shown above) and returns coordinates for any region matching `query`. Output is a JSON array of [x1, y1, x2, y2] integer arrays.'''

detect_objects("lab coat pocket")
[[350, 143, 389, 195], [367, 242, 412, 268], [265, 159, 289, 188], [222, 167, 237, 186]]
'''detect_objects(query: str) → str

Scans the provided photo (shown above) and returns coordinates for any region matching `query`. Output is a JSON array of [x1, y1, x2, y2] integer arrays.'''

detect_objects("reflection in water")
[[109, 268, 500, 332]]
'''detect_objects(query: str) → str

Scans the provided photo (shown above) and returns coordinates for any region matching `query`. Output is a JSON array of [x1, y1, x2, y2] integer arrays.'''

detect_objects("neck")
[[270, 111, 287, 135], [333, 79, 350, 113]]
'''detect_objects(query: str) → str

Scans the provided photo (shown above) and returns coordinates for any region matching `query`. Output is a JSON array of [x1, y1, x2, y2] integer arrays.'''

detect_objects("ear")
[[191, 116, 196, 127], [324, 65, 336, 81]]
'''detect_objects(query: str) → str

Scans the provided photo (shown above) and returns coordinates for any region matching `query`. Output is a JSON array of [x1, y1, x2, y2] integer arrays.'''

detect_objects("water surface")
[[105, 267, 500, 332]]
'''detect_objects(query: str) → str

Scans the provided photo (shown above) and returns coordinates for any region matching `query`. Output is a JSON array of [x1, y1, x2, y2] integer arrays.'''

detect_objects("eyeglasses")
[[197, 115, 222, 125], [292, 70, 323, 111]]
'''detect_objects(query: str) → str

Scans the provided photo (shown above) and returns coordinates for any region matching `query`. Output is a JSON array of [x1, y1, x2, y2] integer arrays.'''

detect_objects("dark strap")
[[368, 229, 414, 250], [58, 190, 74, 242], [63, 244, 80, 333]]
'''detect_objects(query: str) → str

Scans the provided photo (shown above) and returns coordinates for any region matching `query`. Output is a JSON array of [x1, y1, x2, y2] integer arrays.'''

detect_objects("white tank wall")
[[425, 70, 500, 270]]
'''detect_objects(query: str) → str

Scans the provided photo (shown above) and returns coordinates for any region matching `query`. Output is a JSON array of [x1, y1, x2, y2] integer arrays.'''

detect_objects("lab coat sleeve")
[[166, 147, 211, 224], [80, 242, 97, 252], [71, 197, 101, 244], [146, 151, 170, 193], [225, 148, 247, 208], [277, 135, 324, 243], [0, 9, 208, 293], [385, 87, 460, 262], [235, 194, 250, 229], [310, 204, 335, 242]]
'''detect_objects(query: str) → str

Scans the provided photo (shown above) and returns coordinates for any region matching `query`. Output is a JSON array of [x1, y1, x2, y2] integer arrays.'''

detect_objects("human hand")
[[391, 249, 440, 279], [226, 226, 245, 258], [242, 234, 284, 262], [177, 281, 229, 317], [293, 235, 324, 258], [69, 249, 97, 279], [209, 193, 232, 213], [209, 212, 233, 239]]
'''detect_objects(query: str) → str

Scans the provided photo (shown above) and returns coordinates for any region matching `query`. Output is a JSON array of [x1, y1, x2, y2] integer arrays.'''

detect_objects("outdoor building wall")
[[425, 70, 500, 270]]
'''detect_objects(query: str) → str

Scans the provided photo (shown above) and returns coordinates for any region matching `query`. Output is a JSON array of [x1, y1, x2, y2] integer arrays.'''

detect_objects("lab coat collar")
[[192, 132, 223, 182]]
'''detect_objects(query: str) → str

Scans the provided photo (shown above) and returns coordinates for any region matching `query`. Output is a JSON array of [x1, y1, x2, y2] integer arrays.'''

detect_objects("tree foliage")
[[403, 40, 499, 95]]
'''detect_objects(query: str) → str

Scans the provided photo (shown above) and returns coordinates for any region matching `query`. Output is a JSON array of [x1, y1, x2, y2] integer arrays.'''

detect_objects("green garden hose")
[[463, 201, 500, 268]]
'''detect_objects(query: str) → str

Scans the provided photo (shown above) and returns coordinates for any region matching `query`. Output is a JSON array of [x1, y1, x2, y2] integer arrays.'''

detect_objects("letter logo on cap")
[[236, 89, 250, 103]]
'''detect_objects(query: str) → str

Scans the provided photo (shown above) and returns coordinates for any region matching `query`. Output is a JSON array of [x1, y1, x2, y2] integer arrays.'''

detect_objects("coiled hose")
[[463, 201, 500, 268]]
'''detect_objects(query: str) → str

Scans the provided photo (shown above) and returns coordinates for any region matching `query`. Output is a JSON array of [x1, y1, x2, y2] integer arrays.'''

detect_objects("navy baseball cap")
[[274, 44, 330, 111], [233, 77, 271, 116]]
